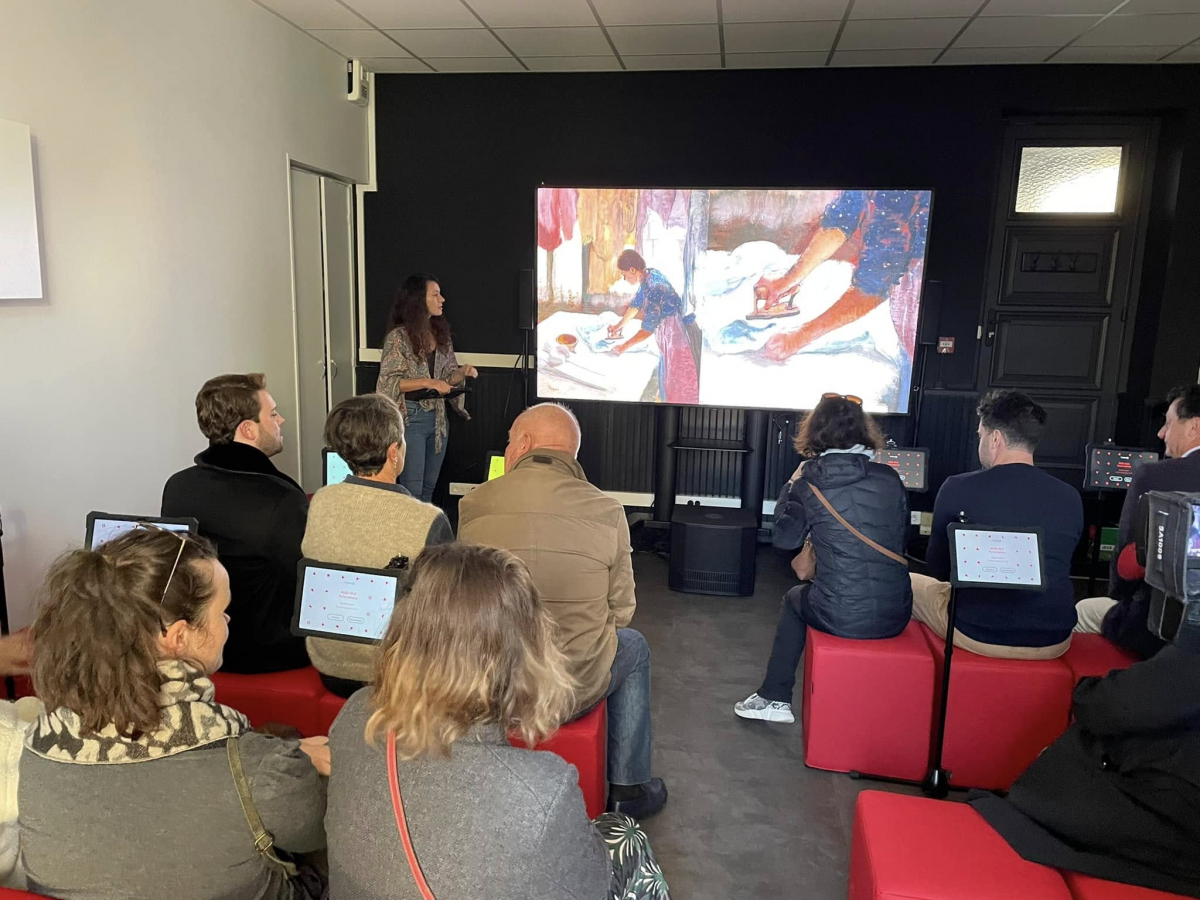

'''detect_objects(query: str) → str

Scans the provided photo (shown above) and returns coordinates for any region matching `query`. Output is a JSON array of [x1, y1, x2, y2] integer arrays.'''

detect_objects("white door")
[[290, 167, 359, 494]]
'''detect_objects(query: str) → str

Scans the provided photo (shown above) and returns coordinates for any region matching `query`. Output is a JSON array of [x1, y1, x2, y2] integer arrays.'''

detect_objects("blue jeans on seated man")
[[399, 403, 446, 504], [758, 584, 813, 704], [603, 628, 653, 787]]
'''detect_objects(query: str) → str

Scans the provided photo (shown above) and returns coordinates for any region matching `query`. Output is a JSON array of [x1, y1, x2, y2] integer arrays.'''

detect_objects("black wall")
[[364, 63, 1200, 504]]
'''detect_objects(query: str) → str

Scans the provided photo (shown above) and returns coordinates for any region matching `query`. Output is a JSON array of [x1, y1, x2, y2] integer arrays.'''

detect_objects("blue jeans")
[[399, 403, 446, 504], [602, 628, 653, 786]]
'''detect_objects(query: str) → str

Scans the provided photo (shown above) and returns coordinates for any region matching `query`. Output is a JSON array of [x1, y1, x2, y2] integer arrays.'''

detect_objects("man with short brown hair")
[[162, 373, 309, 673]]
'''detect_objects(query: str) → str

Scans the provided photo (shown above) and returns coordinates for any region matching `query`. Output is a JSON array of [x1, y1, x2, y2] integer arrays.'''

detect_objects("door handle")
[[984, 310, 998, 347], [329, 359, 339, 380], [317, 359, 326, 380]]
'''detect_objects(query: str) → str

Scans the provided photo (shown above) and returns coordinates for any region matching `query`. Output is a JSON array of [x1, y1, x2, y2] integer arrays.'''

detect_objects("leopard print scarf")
[[25, 659, 249, 764]]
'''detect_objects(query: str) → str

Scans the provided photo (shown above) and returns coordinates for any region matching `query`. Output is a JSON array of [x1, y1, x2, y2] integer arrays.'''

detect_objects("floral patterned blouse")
[[376, 327, 470, 454]]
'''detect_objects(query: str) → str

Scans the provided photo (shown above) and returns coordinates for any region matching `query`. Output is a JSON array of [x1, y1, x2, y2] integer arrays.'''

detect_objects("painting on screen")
[[535, 188, 932, 413]]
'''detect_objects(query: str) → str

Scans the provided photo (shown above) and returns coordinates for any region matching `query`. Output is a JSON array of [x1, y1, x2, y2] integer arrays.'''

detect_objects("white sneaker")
[[734, 693, 795, 723]]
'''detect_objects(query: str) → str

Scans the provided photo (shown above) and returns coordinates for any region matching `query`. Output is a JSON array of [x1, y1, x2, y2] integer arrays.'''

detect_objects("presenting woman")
[[20, 528, 329, 900], [734, 393, 912, 723], [377, 273, 477, 503], [325, 542, 670, 900], [607, 250, 699, 404]]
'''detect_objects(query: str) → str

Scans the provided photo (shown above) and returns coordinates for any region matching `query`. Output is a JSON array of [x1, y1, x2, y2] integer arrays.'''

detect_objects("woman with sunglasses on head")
[[325, 542, 670, 900], [735, 393, 912, 723], [19, 528, 329, 900]]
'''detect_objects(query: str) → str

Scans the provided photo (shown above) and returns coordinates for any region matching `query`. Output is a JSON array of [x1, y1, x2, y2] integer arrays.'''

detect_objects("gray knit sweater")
[[325, 690, 610, 900], [302, 477, 453, 683]]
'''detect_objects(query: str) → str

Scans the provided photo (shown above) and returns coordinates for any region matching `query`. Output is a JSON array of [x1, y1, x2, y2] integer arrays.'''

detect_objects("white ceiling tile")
[[956, 15, 1099, 46], [1166, 41, 1200, 59], [385, 28, 509, 57], [524, 55, 623, 70], [622, 54, 724, 68], [361, 56, 433, 72], [426, 57, 526, 72], [831, 47, 941, 64], [725, 50, 830, 66], [255, 0, 367, 29], [307, 29, 409, 56], [937, 46, 1050, 62], [724, 20, 840, 51], [1074, 13, 1200, 45], [852, 0, 982, 18], [607, 23, 721, 54], [494, 26, 611, 56], [467, 0, 597, 27], [341, 0, 479, 28], [1056, 44, 1182, 60], [980, 0, 1118, 14], [590, 0, 717, 25], [1122, 0, 1200, 12], [839, 16, 968, 49], [721, 0, 848, 22]]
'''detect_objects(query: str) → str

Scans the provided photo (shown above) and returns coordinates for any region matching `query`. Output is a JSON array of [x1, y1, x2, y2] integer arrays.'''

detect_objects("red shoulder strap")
[[387, 732, 437, 900]]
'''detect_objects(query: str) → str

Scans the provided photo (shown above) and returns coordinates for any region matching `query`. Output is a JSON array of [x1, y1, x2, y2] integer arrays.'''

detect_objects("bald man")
[[459, 403, 667, 820]]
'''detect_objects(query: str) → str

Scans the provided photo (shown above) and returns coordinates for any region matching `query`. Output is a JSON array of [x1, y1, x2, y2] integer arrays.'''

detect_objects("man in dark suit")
[[162, 373, 310, 673], [1075, 383, 1200, 657]]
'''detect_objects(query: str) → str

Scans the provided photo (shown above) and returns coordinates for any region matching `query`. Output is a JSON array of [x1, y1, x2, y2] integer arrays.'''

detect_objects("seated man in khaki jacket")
[[459, 403, 667, 820]]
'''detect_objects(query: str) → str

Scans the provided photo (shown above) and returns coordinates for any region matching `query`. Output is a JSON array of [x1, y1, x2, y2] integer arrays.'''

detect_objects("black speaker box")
[[669, 505, 757, 597], [518, 268, 535, 331]]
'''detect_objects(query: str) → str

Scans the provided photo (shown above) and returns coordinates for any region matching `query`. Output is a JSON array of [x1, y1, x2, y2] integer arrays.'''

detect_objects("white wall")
[[0, 0, 368, 624]]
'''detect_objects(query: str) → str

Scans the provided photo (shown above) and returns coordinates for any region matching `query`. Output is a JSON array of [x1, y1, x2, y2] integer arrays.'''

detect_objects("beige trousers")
[[1073, 596, 1118, 634], [909, 573, 1071, 660]]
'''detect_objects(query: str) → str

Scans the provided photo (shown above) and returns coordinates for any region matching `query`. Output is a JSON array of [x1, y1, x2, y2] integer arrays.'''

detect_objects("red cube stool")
[[0, 889, 56, 899], [1060, 634, 1138, 684], [316, 689, 349, 735], [210, 667, 325, 737], [920, 624, 1074, 790], [1062, 871, 1190, 900], [849, 790, 1072, 900], [801, 622, 935, 781], [511, 700, 607, 819]]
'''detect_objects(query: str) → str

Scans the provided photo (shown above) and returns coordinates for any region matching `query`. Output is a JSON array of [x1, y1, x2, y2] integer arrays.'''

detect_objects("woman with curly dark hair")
[[377, 274, 477, 503], [735, 393, 912, 723]]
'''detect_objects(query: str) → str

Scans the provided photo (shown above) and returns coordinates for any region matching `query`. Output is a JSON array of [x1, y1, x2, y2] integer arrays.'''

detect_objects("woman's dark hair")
[[385, 273, 451, 352], [794, 396, 885, 458], [616, 249, 646, 272], [31, 529, 219, 738]]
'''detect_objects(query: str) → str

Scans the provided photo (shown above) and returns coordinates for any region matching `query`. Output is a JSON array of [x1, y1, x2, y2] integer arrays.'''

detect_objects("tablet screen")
[[875, 448, 928, 492], [487, 453, 505, 481], [88, 518, 192, 550], [951, 528, 1043, 589], [294, 563, 400, 643], [324, 450, 353, 486]]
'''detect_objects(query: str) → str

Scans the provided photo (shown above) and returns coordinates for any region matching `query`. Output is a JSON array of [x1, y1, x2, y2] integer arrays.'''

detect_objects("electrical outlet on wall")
[[910, 511, 922, 525], [919, 512, 933, 536]]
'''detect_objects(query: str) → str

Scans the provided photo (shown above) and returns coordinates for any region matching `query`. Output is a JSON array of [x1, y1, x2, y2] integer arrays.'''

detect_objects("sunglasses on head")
[[132, 522, 190, 605], [822, 392, 863, 406]]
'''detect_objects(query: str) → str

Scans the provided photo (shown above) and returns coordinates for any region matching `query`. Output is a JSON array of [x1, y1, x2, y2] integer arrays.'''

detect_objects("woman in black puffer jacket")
[[735, 394, 912, 723]]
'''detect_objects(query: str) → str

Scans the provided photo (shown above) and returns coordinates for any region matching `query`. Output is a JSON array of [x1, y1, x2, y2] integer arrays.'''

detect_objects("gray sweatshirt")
[[326, 689, 610, 900], [19, 733, 326, 900]]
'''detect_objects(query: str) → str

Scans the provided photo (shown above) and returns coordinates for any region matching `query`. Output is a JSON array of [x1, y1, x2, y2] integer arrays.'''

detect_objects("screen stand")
[[651, 406, 679, 526], [851, 585, 959, 799], [740, 410, 768, 529]]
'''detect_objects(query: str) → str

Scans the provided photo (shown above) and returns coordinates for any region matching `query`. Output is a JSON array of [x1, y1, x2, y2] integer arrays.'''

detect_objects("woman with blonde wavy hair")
[[325, 542, 670, 900]]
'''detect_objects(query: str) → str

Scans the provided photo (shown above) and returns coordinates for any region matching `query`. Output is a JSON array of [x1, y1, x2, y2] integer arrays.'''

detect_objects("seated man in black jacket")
[[913, 390, 1083, 659], [1074, 383, 1200, 658], [162, 373, 309, 673]]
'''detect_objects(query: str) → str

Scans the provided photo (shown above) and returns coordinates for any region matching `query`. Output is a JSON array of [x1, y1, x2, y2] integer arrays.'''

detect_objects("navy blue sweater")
[[926, 464, 1083, 647]]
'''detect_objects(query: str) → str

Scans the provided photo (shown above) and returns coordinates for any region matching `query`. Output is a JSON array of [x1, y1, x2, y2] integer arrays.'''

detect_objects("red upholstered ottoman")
[[0, 889, 56, 899], [316, 689, 349, 735], [511, 700, 608, 819], [1060, 635, 1138, 684], [919, 624, 1074, 790], [1062, 871, 1190, 900], [210, 667, 325, 737], [849, 790, 1072, 900], [801, 622, 935, 780]]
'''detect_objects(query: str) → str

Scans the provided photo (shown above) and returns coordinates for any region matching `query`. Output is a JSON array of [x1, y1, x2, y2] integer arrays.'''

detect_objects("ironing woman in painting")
[[751, 189, 929, 364], [606, 249, 700, 404]]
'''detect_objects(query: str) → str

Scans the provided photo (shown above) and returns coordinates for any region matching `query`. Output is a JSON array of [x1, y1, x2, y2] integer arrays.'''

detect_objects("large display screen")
[[536, 187, 932, 413]]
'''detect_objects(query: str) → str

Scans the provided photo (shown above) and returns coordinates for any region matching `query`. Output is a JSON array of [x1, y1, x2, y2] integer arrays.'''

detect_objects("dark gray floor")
[[632, 545, 917, 900]]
